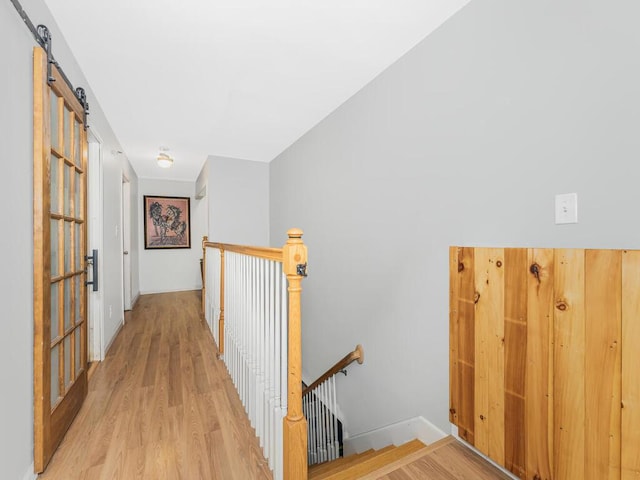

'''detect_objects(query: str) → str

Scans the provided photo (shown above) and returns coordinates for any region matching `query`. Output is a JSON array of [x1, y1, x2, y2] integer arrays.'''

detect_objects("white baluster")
[[241, 254, 247, 406], [303, 393, 308, 464], [254, 256, 260, 434], [269, 262, 281, 470], [265, 260, 273, 467], [229, 253, 234, 383], [248, 256, 253, 423], [322, 382, 327, 463], [316, 387, 320, 464], [232, 253, 238, 387], [253, 256, 259, 431], [257, 258, 263, 446], [313, 386, 318, 466], [229, 253, 234, 380], [322, 381, 328, 463], [328, 379, 333, 461], [275, 262, 285, 480], [308, 391, 314, 465], [331, 375, 340, 458], [229, 253, 233, 378]]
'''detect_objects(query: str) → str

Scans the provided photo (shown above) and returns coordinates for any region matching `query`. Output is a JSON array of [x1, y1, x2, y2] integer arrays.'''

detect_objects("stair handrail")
[[202, 229, 308, 480], [204, 240, 285, 261], [303, 345, 364, 396]]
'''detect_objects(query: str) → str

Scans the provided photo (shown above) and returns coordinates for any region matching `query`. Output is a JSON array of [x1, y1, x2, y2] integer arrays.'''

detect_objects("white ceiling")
[[43, 0, 471, 180]]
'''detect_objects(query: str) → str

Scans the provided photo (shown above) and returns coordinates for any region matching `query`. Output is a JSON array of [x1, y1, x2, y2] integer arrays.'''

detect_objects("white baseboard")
[[22, 463, 36, 480], [343, 416, 447, 456], [138, 287, 201, 295], [130, 292, 140, 309], [104, 320, 124, 356], [450, 425, 519, 480]]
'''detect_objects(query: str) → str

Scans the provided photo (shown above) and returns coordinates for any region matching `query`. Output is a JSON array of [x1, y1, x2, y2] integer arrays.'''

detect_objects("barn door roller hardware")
[[11, 0, 90, 128]]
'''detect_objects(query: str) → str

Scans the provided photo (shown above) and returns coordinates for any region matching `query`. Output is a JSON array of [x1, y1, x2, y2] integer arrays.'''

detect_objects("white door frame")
[[122, 176, 132, 311], [87, 128, 105, 362]]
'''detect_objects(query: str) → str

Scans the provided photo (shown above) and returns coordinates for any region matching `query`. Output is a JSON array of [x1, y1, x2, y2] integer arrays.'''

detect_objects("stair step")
[[309, 446, 396, 479], [309, 449, 376, 477], [358, 436, 456, 479], [308, 439, 426, 480]]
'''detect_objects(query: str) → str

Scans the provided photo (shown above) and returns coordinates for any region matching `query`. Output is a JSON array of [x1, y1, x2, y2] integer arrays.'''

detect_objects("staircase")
[[308, 438, 430, 480], [308, 435, 513, 480]]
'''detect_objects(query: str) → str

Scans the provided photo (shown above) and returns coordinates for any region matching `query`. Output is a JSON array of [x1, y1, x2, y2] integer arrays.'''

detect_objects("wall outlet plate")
[[555, 193, 578, 224]]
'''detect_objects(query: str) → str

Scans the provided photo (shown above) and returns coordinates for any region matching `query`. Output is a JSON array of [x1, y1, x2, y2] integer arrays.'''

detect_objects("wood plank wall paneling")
[[450, 247, 639, 480], [553, 249, 586, 480], [525, 248, 554, 480], [450, 247, 476, 445], [450, 247, 460, 427], [486, 248, 505, 466], [585, 250, 622, 480], [504, 249, 527, 479], [622, 250, 640, 480], [473, 248, 490, 456]]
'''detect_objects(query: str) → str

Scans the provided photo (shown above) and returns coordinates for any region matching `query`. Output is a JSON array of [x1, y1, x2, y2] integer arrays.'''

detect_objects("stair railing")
[[303, 345, 364, 466], [202, 229, 308, 480]]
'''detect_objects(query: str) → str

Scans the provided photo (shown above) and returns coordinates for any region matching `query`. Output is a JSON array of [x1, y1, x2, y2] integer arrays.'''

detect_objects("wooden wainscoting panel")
[[450, 247, 460, 426], [503, 248, 528, 479], [451, 247, 476, 445], [525, 248, 554, 480], [622, 250, 640, 480], [450, 247, 640, 480], [473, 247, 490, 456], [553, 249, 586, 480], [585, 250, 622, 480], [473, 248, 505, 463]]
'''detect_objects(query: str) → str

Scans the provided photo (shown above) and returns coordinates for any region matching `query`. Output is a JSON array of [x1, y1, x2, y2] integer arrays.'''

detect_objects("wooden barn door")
[[33, 46, 89, 472]]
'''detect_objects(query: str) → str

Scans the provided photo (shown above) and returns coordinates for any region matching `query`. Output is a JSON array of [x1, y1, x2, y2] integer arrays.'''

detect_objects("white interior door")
[[87, 131, 104, 361], [122, 177, 132, 310]]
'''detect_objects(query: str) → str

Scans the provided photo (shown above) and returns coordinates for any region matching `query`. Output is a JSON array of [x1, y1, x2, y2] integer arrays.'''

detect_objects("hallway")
[[39, 291, 272, 480]]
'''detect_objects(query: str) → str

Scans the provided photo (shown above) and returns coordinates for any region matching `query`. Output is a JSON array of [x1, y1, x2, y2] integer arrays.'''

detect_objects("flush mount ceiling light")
[[157, 150, 173, 168]]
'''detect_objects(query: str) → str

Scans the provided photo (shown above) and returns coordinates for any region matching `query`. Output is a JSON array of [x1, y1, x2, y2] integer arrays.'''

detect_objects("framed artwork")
[[143, 195, 191, 249]]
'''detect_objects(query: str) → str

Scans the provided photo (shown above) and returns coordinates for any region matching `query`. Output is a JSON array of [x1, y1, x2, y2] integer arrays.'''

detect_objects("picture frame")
[[143, 195, 191, 249]]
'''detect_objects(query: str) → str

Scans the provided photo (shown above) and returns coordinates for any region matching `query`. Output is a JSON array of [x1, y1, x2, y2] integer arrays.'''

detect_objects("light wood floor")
[[374, 438, 512, 480], [39, 291, 272, 480]]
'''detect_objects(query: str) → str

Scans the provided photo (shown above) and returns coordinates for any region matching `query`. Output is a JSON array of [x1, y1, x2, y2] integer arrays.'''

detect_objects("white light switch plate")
[[555, 193, 578, 224]]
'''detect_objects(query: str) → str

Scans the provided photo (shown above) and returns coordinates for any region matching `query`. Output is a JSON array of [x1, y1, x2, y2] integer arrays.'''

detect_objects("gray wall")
[[1, 1, 138, 477], [208, 156, 270, 245], [270, 0, 640, 436], [138, 178, 207, 293], [1, 3, 36, 478]]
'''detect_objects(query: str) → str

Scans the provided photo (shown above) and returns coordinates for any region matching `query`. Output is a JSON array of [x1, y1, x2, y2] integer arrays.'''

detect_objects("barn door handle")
[[85, 249, 98, 292]]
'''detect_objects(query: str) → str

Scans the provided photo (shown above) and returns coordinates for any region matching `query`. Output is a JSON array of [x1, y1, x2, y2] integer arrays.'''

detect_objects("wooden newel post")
[[201, 236, 208, 318], [283, 228, 308, 480]]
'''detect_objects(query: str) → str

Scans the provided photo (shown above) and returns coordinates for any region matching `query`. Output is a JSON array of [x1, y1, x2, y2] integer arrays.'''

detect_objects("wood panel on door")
[[33, 47, 88, 473], [450, 247, 639, 480]]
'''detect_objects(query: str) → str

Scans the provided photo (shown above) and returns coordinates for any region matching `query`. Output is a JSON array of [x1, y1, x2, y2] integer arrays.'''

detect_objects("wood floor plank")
[[376, 439, 512, 480], [39, 291, 272, 480]]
